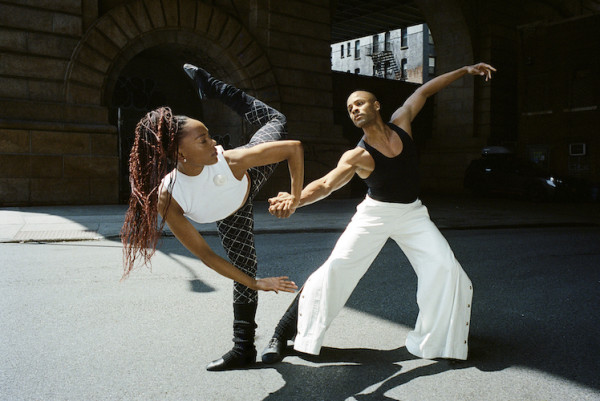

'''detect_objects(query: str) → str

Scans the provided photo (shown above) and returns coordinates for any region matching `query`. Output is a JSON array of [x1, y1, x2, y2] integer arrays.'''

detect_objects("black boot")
[[183, 63, 255, 117], [261, 294, 299, 364], [206, 303, 258, 371]]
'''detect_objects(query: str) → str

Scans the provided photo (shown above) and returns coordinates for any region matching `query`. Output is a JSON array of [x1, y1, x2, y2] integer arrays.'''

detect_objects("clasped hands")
[[268, 192, 299, 218]]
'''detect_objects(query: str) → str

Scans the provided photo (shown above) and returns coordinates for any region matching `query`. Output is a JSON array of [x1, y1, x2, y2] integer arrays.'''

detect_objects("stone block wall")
[[4, 0, 581, 203], [518, 14, 599, 184], [0, 0, 81, 106], [0, 0, 118, 205], [412, 0, 486, 193], [0, 128, 118, 205], [262, 0, 347, 187], [278, 1, 350, 197], [0, 0, 347, 205]]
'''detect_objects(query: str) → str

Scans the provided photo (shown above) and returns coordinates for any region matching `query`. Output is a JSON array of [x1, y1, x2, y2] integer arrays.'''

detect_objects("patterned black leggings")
[[216, 99, 287, 304]]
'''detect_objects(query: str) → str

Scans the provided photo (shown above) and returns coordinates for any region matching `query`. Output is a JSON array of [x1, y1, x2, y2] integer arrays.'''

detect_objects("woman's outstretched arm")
[[225, 140, 304, 217], [159, 192, 297, 293]]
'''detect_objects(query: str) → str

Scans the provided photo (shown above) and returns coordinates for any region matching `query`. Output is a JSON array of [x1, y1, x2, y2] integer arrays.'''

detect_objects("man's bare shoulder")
[[339, 146, 374, 174], [340, 146, 370, 162], [390, 106, 412, 134]]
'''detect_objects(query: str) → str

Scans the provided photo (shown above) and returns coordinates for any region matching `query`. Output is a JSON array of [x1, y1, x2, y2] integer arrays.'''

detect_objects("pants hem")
[[405, 340, 468, 360], [292, 336, 321, 355]]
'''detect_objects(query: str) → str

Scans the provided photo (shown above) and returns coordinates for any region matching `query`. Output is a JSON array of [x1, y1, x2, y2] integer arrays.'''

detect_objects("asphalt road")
[[1, 227, 599, 400]]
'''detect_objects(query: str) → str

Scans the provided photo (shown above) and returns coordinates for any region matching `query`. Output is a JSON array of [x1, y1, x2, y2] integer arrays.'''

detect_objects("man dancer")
[[262, 62, 496, 363]]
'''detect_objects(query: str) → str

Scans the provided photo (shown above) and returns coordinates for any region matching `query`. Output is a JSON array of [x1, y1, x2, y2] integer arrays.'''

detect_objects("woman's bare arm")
[[226, 140, 304, 217], [158, 190, 297, 292]]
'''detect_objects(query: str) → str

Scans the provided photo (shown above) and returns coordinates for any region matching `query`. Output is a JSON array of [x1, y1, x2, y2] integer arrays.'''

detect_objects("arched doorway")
[[64, 0, 280, 202], [108, 45, 251, 201]]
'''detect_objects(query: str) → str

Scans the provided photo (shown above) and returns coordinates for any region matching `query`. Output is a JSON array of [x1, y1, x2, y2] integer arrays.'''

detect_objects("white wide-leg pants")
[[294, 196, 473, 360]]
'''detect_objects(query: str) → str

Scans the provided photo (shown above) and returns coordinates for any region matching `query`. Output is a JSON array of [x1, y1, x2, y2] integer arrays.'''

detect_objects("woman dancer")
[[121, 64, 302, 371]]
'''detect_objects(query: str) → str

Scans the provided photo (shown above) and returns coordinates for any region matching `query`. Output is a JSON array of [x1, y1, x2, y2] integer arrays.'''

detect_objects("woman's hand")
[[268, 192, 299, 218], [255, 276, 298, 293]]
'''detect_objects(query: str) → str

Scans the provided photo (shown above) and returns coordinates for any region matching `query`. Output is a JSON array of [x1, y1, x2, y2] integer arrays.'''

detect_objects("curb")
[[3, 220, 598, 244]]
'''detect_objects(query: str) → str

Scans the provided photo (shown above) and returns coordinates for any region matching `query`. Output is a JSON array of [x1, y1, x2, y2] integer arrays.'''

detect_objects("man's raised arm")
[[391, 62, 496, 133]]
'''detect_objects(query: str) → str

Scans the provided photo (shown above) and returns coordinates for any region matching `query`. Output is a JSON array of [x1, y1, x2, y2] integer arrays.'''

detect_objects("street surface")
[[1, 227, 599, 400]]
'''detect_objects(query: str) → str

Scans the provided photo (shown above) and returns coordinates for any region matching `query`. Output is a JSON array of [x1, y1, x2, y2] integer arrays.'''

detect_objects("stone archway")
[[63, 0, 281, 201], [64, 0, 280, 113]]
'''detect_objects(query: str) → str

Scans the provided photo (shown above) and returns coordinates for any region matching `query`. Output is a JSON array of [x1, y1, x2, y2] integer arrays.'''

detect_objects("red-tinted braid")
[[120, 107, 186, 279]]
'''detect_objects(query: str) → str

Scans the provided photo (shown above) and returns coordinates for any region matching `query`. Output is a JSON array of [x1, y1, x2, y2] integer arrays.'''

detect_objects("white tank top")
[[161, 146, 249, 223]]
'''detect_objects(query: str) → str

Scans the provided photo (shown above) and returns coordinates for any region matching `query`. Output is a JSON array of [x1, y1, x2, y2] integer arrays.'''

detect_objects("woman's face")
[[177, 118, 218, 167]]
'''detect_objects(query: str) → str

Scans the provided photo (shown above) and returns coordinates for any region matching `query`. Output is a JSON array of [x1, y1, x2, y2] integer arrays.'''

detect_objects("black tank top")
[[357, 123, 420, 203]]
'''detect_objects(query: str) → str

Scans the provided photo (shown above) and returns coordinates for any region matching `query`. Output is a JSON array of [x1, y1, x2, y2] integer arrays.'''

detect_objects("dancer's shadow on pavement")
[[260, 335, 510, 401], [160, 250, 216, 293]]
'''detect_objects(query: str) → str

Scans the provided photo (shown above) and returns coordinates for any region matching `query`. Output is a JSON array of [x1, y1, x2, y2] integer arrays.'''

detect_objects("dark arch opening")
[[108, 44, 247, 202]]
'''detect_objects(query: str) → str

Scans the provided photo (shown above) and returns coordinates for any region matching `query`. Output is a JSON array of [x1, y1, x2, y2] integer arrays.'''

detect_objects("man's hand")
[[268, 192, 299, 218], [466, 63, 496, 81], [255, 276, 298, 293]]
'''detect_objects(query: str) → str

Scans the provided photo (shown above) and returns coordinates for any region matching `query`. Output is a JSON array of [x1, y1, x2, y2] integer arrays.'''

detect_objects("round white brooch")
[[213, 174, 227, 186]]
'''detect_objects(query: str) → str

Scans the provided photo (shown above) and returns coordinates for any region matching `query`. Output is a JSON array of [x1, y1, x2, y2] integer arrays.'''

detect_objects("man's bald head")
[[347, 90, 377, 105], [346, 90, 382, 128]]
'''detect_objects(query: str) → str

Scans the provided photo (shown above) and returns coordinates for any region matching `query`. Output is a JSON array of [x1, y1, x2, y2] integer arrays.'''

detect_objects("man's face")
[[346, 91, 380, 128]]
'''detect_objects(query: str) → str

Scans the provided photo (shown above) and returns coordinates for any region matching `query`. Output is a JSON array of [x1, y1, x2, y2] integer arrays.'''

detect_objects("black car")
[[464, 147, 571, 201]]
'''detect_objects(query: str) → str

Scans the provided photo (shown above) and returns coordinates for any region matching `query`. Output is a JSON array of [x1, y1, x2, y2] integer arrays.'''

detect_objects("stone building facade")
[[0, 0, 598, 205], [518, 14, 599, 186], [0, 0, 347, 205]]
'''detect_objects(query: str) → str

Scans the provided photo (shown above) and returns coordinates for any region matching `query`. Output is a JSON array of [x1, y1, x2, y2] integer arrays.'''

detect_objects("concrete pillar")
[[415, 0, 487, 193]]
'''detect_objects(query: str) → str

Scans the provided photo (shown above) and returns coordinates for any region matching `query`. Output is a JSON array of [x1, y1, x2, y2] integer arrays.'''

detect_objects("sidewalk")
[[1, 195, 598, 243]]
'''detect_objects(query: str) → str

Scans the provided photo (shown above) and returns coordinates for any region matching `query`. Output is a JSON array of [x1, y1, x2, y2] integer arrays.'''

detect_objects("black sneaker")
[[261, 337, 286, 364], [183, 63, 212, 100]]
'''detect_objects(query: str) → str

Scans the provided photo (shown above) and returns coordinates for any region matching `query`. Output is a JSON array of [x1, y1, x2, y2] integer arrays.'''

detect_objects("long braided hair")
[[121, 107, 188, 279]]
